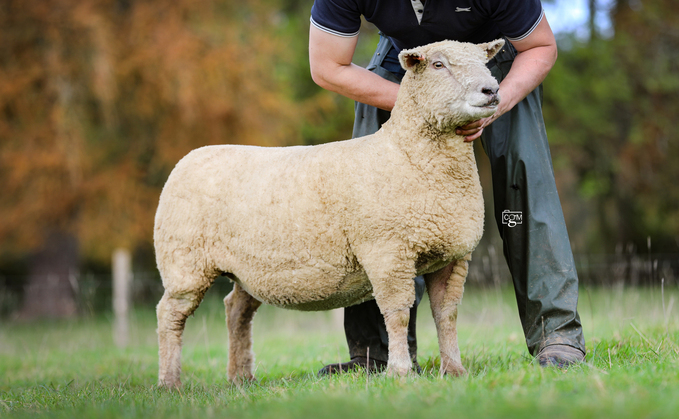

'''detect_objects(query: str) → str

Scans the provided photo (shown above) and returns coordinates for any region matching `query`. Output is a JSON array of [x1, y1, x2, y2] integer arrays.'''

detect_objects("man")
[[308, 0, 586, 372]]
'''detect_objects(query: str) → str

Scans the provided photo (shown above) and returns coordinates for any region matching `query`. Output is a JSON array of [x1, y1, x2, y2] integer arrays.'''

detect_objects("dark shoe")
[[317, 356, 387, 376], [317, 357, 422, 376], [537, 344, 585, 368]]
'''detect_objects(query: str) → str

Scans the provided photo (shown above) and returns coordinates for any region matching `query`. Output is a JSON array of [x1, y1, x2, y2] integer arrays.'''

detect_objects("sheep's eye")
[[433, 61, 445, 69]]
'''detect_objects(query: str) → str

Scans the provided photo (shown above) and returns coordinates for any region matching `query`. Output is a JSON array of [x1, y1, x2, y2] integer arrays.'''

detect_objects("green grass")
[[1, 286, 678, 418]]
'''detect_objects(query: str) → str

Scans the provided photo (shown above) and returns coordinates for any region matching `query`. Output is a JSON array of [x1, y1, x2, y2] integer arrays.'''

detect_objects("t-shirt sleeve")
[[482, 0, 545, 41], [310, 0, 361, 37]]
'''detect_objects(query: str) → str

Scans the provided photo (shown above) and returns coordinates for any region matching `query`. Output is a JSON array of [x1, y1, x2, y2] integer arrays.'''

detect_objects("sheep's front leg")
[[368, 263, 418, 377], [382, 308, 412, 377], [424, 255, 470, 377], [224, 283, 262, 383]]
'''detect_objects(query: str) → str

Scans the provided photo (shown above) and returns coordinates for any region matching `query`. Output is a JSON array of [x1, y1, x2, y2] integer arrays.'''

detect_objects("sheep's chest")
[[410, 189, 484, 275]]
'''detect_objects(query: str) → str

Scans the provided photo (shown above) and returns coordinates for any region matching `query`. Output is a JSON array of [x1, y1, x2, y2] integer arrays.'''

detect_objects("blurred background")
[[0, 0, 677, 320]]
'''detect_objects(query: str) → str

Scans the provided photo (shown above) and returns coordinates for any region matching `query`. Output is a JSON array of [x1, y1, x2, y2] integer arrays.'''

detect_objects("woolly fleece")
[[155, 39, 505, 387]]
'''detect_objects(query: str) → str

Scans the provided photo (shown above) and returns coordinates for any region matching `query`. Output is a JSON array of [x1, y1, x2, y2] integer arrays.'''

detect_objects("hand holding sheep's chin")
[[458, 93, 510, 141], [457, 113, 499, 142]]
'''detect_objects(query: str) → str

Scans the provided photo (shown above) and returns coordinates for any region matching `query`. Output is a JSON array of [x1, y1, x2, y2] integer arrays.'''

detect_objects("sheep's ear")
[[480, 39, 505, 61], [399, 49, 426, 72]]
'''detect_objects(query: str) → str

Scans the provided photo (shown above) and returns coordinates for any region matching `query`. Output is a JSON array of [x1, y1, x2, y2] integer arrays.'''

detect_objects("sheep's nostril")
[[482, 87, 498, 96], [481, 86, 499, 107]]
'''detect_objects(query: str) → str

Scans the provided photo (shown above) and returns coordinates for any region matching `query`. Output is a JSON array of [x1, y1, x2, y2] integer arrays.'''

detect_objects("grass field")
[[1, 285, 678, 418]]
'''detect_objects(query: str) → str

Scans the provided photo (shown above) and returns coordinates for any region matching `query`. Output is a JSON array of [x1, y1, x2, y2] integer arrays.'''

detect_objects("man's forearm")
[[309, 26, 400, 111], [311, 62, 400, 111]]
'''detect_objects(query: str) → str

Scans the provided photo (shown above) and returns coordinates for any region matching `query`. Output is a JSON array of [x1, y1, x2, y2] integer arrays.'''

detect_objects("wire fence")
[[1, 246, 677, 319]]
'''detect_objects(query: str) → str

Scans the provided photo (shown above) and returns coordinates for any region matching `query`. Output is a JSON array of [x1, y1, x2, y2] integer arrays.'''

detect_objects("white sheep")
[[154, 39, 505, 388]]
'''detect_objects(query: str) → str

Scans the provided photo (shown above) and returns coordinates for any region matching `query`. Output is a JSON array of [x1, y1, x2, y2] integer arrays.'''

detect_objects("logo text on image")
[[502, 210, 522, 228]]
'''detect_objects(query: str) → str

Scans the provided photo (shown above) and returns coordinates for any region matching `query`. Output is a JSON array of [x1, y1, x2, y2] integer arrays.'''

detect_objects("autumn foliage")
[[544, 0, 679, 252], [0, 0, 330, 265]]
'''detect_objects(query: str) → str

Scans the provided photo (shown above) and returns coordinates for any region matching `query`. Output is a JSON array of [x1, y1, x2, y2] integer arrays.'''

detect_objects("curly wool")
[[155, 38, 505, 387]]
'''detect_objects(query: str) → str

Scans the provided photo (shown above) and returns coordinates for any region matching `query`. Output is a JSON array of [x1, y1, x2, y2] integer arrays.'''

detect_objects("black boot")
[[317, 356, 388, 375]]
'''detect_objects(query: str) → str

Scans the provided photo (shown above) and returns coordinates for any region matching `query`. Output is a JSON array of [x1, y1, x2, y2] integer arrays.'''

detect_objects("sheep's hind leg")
[[424, 255, 470, 377], [157, 290, 205, 388], [224, 283, 262, 383]]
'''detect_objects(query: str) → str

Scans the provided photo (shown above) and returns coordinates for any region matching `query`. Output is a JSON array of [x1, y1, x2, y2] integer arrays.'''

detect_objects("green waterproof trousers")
[[343, 36, 586, 362]]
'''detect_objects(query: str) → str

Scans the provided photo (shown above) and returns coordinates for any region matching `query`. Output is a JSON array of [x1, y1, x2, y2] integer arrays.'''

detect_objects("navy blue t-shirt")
[[311, 0, 544, 52]]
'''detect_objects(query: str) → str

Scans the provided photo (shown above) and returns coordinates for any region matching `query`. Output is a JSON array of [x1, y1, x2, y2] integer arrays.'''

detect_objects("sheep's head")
[[398, 39, 504, 133]]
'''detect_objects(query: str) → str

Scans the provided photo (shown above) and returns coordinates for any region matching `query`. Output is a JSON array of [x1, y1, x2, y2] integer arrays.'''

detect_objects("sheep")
[[154, 38, 505, 388]]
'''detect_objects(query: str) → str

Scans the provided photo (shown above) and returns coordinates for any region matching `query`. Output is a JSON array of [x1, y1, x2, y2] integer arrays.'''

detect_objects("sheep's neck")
[[382, 98, 476, 162]]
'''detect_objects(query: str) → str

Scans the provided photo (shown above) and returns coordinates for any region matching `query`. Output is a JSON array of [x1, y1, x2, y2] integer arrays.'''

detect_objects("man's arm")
[[309, 25, 400, 111], [457, 16, 558, 141]]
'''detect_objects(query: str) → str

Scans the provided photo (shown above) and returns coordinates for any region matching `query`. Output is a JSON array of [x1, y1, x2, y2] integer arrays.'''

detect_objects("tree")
[[0, 0, 345, 317], [544, 0, 679, 253]]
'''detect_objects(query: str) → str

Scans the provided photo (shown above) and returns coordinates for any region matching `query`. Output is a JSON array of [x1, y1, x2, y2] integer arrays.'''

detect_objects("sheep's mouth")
[[468, 102, 498, 120], [471, 103, 498, 113], [471, 94, 500, 109], [470, 101, 498, 111], [480, 97, 500, 108]]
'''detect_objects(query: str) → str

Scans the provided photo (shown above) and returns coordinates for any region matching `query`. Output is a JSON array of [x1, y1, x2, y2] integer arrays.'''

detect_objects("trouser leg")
[[481, 55, 586, 355]]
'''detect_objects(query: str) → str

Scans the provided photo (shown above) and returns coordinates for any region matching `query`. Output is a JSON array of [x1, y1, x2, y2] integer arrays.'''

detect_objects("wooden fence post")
[[112, 248, 132, 348]]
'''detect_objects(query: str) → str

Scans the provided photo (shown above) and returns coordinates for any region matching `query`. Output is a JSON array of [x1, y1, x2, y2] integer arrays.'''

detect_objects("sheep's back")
[[154, 142, 378, 309]]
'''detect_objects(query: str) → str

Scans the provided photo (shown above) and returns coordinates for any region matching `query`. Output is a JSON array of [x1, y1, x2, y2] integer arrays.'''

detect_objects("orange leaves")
[[0, 0, 313, 263]]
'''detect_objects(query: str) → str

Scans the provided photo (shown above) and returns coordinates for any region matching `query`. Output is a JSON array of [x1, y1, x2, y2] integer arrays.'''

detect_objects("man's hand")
[[456, 98, 506, 142], [456, 16, 558, 142]]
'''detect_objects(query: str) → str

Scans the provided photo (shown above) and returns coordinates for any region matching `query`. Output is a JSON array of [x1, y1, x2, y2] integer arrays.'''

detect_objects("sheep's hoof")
[[441, 363, 467, 377], [158, 378, 182, 390], [228, 374, 256, 385], [386, 363, 413, 378]]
